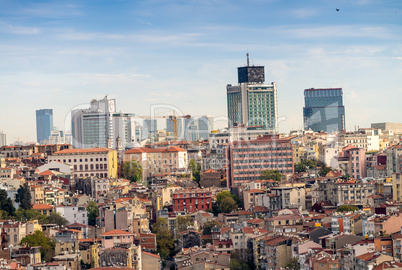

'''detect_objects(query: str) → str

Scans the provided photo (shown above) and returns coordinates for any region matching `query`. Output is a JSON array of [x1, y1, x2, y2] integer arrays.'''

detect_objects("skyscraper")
[[36, 109, 53, 144], [303, 88, 346, 133], [226, 55, 278, 132], [71, 96, 139, 149], [0, 131, 6, 147]]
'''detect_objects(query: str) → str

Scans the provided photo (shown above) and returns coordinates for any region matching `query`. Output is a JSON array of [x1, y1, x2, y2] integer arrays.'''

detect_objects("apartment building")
[[227, 135, 294, 187], [318, 179, 375, 205], [124, 146, 188, 181], [172, 188, 212, 212], [48, 148, 118, 179]]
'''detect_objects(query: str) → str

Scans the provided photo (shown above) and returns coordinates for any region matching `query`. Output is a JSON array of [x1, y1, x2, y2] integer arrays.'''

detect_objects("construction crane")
[[169, 111, 178, 140], [137, 110, 182, 140]]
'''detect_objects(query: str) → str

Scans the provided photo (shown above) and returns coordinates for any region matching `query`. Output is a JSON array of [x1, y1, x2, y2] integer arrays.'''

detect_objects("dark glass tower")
[[36, 109, 53, 143], [303, 88, 345, 133]]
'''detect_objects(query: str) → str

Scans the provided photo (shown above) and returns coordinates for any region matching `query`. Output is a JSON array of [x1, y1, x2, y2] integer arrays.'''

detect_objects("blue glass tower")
[[303, 88, 345, 133], [36, 109, 53, 143]]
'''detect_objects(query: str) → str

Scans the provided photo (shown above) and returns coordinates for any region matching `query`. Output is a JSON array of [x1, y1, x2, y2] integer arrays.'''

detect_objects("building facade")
[[36, 109, 53, 144], [303, 88, 345, 133], [226, 135, 294, 187], [48, 148, 118, 178], [227, 56, 278, 131], [71, 96, 139, 149], [172, 188, 212, 212], [123, 146, 188, 181]]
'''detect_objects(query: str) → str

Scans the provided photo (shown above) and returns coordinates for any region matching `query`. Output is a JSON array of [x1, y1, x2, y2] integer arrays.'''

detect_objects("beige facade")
[[49, 148, 118, 179], [124, 146, 188, 181]]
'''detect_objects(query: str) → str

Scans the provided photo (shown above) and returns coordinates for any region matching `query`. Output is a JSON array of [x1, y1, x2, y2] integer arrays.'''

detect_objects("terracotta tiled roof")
[[100, 229, 134, 236], [142, 251, 160, 259], [125, 146, 186, 154], [39, 170, 54, 176], [53, 147, 112, 155], [32, 203, 53, 210]]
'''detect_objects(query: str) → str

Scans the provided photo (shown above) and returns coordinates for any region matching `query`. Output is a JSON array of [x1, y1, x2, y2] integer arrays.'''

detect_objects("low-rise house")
[[100, 229, 134, 249], [52, 254, 81, 270], [142, 251, 161, 270], [11, 246, 41, 267], [32, 203, 53, 216], [55, 205, 88, 225], [355, 252, 393, 270], [137, 232, 157, 251]]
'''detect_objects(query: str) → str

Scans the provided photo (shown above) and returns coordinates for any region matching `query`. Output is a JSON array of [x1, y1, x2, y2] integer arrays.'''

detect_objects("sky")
[[1, 0, 402, 143]]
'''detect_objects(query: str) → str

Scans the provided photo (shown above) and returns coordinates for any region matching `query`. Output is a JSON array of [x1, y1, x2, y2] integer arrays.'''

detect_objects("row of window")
[[73, 164, 108, 170], [234, 158, 292, 163], [56, 157, 108, 163], [233, 147, 291, 152]]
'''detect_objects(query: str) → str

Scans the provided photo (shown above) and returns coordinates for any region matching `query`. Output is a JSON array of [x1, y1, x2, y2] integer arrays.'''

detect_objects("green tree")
[[20, 230, 55, 262], [48, 212, 68, 227], [188, 159, 201, 185], [121, 160, 143, 183], [202, 219, 222, 235], [213, 191, 238, 214], [286, 257, 300, 270], [260, 170, 282, 181], [294, 163, 307, 173], [294, 159, 321, 173], [0, 190, 16, 216], [336, 205, 359, 212], [87, 201, 99, 226], [176, 215, 192, 233], [319, 166, 332, 177], [152, 217, 174, 262], [15, 183, 32, 210], [15, 208, 40, 221]]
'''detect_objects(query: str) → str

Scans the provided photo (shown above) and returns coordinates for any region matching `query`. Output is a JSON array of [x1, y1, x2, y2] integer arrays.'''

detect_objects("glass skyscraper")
[[71, 96, 138, 149], [303, 88, 345, 133], [227, 57, 278, 132], [36, 109, 53, 144]]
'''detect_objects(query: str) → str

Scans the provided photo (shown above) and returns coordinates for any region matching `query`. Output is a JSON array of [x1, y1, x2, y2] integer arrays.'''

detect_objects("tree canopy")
[[121, 160, 143, 183], [15, 183, 32, 210], [20, 230, 55, 262], [260, 170, 282, 182], [188, 159, 201, 185], [87, 201, 99, 226], [152, 217, 174, 262], [0, 189, 15, 217], [176, 215, 192, 233], [212, 191, 239, 215], [336, 205, 359, 212]]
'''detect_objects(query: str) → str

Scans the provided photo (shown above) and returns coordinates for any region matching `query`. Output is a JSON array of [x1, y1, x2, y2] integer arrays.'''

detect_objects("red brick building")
[[172, 188, 212, 212]]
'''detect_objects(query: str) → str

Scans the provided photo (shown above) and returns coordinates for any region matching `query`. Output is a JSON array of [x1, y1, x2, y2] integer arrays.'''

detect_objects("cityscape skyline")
[[1, 0, 402, 142]]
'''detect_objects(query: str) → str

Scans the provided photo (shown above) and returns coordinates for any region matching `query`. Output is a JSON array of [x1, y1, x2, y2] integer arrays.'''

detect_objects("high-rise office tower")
[[303, 88, 345, 133], [226, 54, 278, 132], [71, 96, 138, 149], [166, 115, 214, 141], [0, 131, 6, 147], [36, 109, 53, 144]]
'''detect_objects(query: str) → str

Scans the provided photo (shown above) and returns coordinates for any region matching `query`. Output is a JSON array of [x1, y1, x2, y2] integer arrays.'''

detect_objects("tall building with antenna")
[[226, 54, 278, 132]]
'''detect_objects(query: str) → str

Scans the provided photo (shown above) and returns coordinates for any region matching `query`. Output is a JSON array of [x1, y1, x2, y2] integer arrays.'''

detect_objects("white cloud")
[[0, 22, 40, 35]]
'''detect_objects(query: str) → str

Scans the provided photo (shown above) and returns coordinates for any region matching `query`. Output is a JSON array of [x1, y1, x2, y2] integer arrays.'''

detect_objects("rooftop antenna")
[[246, 53, 250, 66]]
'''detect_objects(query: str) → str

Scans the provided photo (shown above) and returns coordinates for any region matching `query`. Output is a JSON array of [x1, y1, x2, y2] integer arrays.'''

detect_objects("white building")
[[55, 205, 88, 225], [48, 148, 117, 179], [71, 96, 141, 149], [48, 130, 66, 144], [208, 126, 274, 147], [0, 131, 6, 147], [37, 161, 72, 175]]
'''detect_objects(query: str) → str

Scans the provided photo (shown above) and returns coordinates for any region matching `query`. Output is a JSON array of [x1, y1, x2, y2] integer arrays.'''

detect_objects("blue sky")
[[1, 0, 402, 142]]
